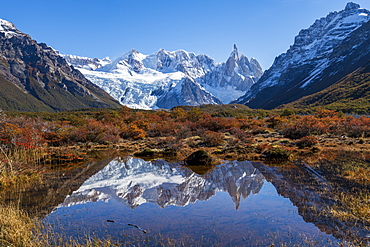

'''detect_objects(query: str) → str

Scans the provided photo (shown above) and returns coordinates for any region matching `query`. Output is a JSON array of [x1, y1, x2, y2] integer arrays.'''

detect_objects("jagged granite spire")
[[225, 44, 240, 76], [345, 2, 360, 10], [66, 45, 263, 109], [232, 44, 239, 60]]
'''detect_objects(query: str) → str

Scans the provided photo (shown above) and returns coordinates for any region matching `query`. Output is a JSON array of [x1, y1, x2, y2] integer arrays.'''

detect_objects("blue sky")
[[2, 0, 370, 69]]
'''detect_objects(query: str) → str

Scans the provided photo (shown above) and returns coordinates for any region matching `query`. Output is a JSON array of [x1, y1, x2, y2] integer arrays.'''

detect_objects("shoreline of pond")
[[0, 132, 369, 246]]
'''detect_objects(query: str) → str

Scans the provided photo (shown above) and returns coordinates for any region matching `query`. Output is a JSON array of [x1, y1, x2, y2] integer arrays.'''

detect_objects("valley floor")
[[0, 106, 369, 246]]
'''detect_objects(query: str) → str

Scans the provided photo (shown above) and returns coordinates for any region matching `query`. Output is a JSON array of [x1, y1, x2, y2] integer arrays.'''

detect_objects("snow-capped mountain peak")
[[0, 18, 120, 111], [0, 19, 15, 31], [0, 19, 24, 38], [235, 2, 370, 109], [63, 55, 111, 71], [65, 45, 263, 109]]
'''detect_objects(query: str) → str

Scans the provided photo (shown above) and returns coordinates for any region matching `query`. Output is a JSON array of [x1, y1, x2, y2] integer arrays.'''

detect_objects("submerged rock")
[[185, 150, 213, 166]]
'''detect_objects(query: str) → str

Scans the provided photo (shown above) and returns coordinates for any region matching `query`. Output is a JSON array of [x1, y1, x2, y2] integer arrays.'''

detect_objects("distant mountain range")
[[0, 2, 369, 112], [235, 2, 370, 111], [64, 45, 263, 109], [0, 19, 120, 112]]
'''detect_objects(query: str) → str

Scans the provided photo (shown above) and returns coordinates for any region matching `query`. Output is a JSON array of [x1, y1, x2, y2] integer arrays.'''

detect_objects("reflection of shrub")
[[263, 147, 291, 161], [134, 148, 178, 158], [296, 136, 318, 148], [162, 148, 178, 157], [135, 148, 156, 157]]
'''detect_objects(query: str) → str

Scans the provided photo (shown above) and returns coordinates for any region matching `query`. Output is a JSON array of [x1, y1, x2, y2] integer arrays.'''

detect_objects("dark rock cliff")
[[0, 19, 120, 112]]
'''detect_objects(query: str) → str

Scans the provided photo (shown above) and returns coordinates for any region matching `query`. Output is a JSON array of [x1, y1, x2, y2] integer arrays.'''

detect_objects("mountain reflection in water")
[[47, 157, 340, 246], [59, 158, 265, 209]]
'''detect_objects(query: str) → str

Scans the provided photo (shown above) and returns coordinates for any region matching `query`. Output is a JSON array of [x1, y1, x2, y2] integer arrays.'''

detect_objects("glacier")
[[64, 45, 263, 109]]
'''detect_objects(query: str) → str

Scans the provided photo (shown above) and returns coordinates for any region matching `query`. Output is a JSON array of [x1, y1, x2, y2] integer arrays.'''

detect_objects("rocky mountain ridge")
[[63, 54, 111, 71], [235, 2, 370, 109], [285, 58, 370, 112], [65, 45, 263, 109], [0, 19, 120, 112]]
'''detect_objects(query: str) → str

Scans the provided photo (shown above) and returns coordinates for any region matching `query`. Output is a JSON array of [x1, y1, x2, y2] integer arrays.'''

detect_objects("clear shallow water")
[[44, 157, 339, 246]]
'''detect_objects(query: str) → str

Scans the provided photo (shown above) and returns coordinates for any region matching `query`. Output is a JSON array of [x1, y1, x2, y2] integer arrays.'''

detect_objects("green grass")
[[0, 75, 53, 112], [285, 61, 370, 114]]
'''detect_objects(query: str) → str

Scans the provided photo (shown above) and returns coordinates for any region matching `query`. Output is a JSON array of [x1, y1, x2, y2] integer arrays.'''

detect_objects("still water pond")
[[44, 157, 341, 246]]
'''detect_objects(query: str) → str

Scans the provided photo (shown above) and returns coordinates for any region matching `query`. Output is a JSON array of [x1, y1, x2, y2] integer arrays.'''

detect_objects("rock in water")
[[185, 150, 213, 166]]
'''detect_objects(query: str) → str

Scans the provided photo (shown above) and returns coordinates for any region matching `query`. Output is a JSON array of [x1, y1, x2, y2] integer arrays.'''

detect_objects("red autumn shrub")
[[296, 136, 319, 148], [343, 116, 370, 138], [314, 108, 338, 118], [266, 116, 286, 128], [119, 124, 146, 140], [281, 115, 328, 139], [197, 115, 230, 132], [0, 120, 45, 149], [201, 131, 224, 147], [229, 127, 252, 142]]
